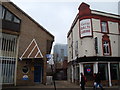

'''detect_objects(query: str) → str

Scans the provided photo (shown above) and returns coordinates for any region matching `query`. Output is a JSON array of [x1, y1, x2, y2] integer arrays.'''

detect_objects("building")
[[67, 2, 120, 87], [0, 1, 54, 86], [53, 44, 68, 80], [53, 44, 67, 62]]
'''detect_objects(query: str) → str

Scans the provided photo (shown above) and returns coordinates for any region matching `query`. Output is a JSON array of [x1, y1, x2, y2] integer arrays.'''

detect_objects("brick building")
[[67, 2, 120, 87], [0, 2, 54, 86]]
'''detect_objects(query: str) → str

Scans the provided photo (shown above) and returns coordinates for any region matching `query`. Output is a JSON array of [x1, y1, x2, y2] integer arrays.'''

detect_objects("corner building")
[[1, 2, 54, 86], [67, 2, 120, 87]]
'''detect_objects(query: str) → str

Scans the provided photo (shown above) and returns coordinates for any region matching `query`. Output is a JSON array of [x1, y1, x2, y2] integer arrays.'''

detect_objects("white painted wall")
[[108, 21, 119, 34], [68, 17, 120, 61], [92, 18, 101, 32]]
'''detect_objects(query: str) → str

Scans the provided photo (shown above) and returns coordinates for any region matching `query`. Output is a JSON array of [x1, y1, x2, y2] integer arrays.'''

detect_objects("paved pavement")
[[2, 81, 120, 90]]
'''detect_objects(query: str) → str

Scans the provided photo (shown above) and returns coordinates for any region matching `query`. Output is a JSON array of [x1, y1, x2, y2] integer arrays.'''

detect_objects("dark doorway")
[[34, 65, 42, 83], [84, 64, 93, 81]]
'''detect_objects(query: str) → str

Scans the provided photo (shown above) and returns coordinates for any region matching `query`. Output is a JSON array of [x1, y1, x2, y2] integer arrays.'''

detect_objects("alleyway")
[[2, 80, 119, 90]]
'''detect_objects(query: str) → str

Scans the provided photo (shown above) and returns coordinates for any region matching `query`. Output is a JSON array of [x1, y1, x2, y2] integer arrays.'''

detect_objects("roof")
[[8, 1, 54, 39], [67, 2, 120, 38]]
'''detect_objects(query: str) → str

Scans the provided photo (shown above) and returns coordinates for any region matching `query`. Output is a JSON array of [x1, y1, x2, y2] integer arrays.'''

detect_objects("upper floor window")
[[95, 37, 98, 54], [75, 41, 78, 56], [118, 23, 120, 34], [13, 16, 20, 23], [103, 41, 110, 55], [102, 35, 111, 56], [101, 21, 108, 33], [5, 11, 13, 21], [0, 5, 21, 23]]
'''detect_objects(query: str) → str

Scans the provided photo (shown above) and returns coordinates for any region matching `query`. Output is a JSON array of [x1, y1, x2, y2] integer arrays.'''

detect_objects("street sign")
[[46, 54, 52, 59]]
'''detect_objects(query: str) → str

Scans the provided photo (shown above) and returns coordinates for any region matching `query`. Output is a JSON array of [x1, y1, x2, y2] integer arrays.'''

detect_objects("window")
[[2, 7, 5, 19], [101, 21, 108, 33], [2, 38, 16, 52], [1, 5, 21, 23], [95, 37, 98, 54], [98, 64, 108, 80], [22, 66, 29, 74], [102, 35, 111, 56], [5, 11, 13, 21], [110, 64, 119, 80], [118, 23, 120, 34], [13, 16, 20, 23], [84, 64, 93, 81], [75, 41, 78, 56], [0, 5, 5, 19], [103, 41, 110, 55], [60, 49, 64, 61]]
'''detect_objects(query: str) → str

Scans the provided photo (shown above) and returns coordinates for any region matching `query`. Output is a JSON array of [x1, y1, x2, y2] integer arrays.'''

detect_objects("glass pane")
[[110, 64, 119, 80], [13, 16, 20, 23], [2, 7, 5, 19], [5, 11, 13, 21], [84, 64, 93, 81], [98, 64, 108, 80], [103, 41, 110, 55], [102, 22, 107, 32]]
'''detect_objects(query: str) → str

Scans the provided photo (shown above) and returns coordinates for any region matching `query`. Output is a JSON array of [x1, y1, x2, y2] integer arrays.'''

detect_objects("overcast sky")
[[10, 0, 119, 46]]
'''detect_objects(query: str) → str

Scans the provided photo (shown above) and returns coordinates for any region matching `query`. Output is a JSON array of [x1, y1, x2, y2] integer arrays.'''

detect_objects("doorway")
[[84, 64, 93, 81], [34, 65, 42, 83]]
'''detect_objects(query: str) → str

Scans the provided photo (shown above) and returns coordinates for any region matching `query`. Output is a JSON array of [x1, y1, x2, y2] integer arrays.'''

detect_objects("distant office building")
[[53, 44, 68, 80], [53, 44, 67, 62]]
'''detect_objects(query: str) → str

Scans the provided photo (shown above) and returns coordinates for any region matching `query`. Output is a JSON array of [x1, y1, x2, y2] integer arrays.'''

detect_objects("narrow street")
[[2, 80, 120, 90]]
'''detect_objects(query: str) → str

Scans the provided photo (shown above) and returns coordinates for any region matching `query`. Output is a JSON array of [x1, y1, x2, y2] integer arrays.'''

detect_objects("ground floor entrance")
[[34, 65, 42, 83], [67, 61, 120, 87]]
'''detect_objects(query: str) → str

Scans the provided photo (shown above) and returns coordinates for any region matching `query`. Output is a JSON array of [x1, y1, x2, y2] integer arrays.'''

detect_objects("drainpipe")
[[71, 65, 74, 83], [14, 36, 20, 86]]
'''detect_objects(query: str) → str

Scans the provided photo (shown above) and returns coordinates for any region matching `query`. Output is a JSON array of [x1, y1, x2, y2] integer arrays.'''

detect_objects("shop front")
[[68, 57, 120, 87]]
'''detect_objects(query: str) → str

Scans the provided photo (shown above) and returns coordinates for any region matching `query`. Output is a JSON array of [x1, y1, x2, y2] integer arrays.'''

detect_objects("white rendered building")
[[67, 2, 120, 87]]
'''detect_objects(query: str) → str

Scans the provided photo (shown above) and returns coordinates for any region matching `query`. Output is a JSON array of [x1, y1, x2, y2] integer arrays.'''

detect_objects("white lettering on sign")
[[80, 19, 92, 37]]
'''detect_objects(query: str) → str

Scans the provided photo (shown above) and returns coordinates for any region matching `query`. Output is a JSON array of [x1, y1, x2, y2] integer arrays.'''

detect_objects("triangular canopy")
[[20, 39, 43, 60]]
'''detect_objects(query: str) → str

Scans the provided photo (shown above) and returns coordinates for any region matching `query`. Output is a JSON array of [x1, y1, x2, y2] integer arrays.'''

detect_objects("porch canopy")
[[20, 39, 43, 60]]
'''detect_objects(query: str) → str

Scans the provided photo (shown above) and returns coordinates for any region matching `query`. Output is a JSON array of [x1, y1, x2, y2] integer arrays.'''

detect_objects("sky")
[[10, 0, 119, 46]]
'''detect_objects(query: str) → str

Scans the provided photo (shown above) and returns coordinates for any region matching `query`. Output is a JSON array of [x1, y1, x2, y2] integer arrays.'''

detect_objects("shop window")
[[110, 64, 119, 80], [5, 10, 13, 21], [102, 35, 111, 56], [76, 66, 80, 81], [101, 21, 108, 33], [84, 64, 93, 81], [98, 64, 108, 80], [22, 66, 29, 74]]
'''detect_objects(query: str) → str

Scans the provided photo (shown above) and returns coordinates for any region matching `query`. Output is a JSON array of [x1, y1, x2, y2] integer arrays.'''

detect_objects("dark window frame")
[[1, 5, 21, 24]]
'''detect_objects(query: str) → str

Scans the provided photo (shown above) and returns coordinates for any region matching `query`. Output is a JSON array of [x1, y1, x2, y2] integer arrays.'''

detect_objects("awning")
[[20, 39, 43, 60]]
